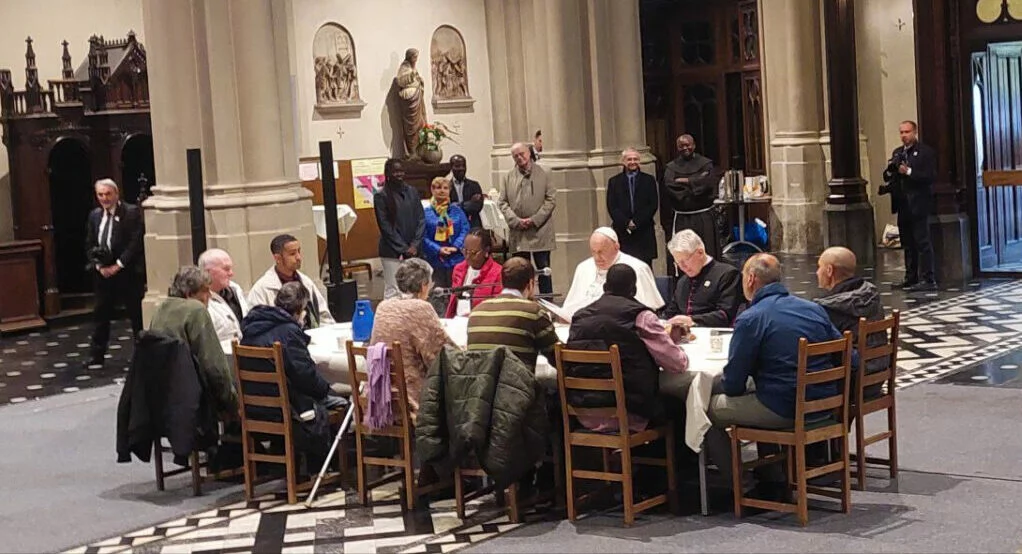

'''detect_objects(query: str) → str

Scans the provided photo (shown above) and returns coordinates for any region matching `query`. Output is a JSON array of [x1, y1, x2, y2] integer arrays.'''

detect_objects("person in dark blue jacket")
[[240, 282, 346, 464], [704, 253, 842, 500]]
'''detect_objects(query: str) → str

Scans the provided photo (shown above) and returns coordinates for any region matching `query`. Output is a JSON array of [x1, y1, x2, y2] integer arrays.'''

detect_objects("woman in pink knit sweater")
[[370, 258, 457, 422]]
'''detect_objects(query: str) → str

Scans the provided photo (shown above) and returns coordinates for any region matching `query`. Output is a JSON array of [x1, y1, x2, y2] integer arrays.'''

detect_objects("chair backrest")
[[231, 340, 293, 439], [554, 343, 629, 437], [794, 331, 853, 433], [345, 340, 411, 431], [856, 310, 900, 403]]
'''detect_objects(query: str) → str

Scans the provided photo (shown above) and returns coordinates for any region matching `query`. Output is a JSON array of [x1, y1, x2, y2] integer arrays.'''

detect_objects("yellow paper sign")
[[350, 158, 388, 209]]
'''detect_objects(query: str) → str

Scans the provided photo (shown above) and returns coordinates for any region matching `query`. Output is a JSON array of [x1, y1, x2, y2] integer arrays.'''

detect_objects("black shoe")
[[893, 278, 918, 289], [906, 280, 937, 292], [741, 481, 793, 515]]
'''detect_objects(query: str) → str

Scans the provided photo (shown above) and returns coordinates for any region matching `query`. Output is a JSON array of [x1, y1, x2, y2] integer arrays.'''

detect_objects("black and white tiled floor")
[[8, 249, 1022, 553], [0, 320, 134, 405]]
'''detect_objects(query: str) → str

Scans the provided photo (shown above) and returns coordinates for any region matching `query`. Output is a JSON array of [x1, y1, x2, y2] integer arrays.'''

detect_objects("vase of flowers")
[[416, 121, 458, 164]]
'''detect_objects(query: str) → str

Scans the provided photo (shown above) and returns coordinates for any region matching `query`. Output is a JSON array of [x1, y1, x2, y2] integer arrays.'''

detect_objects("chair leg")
[[242, 434, 255, 502], [730, 431, 743, 519], [564, 442, 577, 522], [284, 441, 298, 505], [665, 424, 679, 515], [621, 443, 635, 527], [840, 434, 852, 514], [190, 450, 202, 497], [454, 467, 466, 520], [153, 440, 165, 491], [795, 441, 808, 527], [888, 404, 899, 480], [855, 411, 867, 491], [506, 483, 520, 523], [355, 432, 368, 506], [403, 438, 416, 511]]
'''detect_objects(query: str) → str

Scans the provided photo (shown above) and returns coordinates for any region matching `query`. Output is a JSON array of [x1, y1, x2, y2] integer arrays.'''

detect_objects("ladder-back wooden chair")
[[555, 343, 678, 526], [347, 340, 444, 510], [850, 310, 900, 490], [729, 331, 853, 526], [232, 340, 342, 504]]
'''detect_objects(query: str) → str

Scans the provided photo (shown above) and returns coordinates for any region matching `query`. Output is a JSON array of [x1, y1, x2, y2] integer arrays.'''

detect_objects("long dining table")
[[222, 318, 731, 453]]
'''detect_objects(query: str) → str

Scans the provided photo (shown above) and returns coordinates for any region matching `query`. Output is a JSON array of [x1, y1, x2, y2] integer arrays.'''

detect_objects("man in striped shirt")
[[466, 256, 559, 370]]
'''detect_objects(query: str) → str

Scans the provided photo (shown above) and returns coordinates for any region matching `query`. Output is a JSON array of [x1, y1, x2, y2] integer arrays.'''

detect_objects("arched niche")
[[430, 25, 474, 110], [313, 23, 365, 116]]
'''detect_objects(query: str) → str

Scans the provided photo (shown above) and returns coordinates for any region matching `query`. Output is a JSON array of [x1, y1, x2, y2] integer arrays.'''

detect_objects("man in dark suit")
[[879, 120, 937, 291], [85, 178, 145, 367], [448, 154, 484, 229], [606, 148, 658, 267]]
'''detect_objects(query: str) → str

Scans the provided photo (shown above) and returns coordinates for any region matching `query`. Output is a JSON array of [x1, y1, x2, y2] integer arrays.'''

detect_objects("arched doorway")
[[120, 134, 155, 204], [48, 138, 93, 295]]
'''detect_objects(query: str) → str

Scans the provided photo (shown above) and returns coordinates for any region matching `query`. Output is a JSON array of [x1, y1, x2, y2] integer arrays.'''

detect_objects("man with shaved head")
[[815, 245, 887, 394], [661, 133, 723, 261], [499, 142, 556, 294], [198, 248, 249, 341], [704, 253, 843, 499], [562, 227, 664, 317]]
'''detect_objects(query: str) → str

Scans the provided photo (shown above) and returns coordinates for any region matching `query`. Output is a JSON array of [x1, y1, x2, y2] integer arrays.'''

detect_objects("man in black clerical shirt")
[[606, 147, 658, 267], [85, 178, 145, 368], [879, 120, 937, 291], [448, 154, 484, 229], [661, 229, 741, 328]]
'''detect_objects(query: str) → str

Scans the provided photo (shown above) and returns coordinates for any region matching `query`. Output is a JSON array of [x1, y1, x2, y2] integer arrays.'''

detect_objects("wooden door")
[[974, 42, 1022, 270]]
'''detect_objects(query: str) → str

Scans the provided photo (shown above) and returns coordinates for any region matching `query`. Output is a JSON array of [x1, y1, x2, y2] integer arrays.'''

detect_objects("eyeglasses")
[[462, 247, 484, 257]]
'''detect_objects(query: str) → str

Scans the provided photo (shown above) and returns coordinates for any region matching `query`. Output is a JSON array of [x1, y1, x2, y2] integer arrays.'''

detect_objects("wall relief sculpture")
[[430, 25, 474, 110], [313, 23, 365, 116]]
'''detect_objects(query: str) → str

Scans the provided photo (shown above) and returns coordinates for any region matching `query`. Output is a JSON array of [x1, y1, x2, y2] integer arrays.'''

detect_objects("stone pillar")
[[761, 0, 829, 254], [822, 0, 876, 265], [141, 0, 317, 321], [913, 0, 972, 284], [483, 0, 654, 292]]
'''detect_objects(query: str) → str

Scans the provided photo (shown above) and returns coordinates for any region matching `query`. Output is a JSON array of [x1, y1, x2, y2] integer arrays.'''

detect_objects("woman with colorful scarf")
[[423, 177, 469, 314]]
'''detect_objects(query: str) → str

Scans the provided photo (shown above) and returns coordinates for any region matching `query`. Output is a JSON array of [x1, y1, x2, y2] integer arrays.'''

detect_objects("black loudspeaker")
[[318, 141, 358, 322], [187, 149, 207, 263]]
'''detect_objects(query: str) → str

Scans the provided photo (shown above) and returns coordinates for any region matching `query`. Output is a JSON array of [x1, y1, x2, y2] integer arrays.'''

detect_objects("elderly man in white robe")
[[562, 227, 664, 316]]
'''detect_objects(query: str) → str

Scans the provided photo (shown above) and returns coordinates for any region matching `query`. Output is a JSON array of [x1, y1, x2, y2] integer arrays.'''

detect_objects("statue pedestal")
[[403, 160, 452, 199]]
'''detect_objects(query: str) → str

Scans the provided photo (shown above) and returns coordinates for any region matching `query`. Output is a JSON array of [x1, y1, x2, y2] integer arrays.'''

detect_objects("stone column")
[[141, 0, 317, 320], [761, 0, 830, 253], [913, 0, 972, 284], [483, 0, 654, 292], [822, 0, 876, 265]]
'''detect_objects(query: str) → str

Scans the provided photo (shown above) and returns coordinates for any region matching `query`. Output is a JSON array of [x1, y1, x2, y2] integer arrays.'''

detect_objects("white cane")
[[305, 387, 359, 508]]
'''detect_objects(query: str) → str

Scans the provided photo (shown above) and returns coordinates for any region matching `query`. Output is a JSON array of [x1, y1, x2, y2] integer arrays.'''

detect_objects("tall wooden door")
[[973, 42, 1022, 271]]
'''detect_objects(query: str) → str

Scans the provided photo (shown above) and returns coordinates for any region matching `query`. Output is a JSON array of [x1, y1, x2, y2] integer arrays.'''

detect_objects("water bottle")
[[352, 299, 374, 342]]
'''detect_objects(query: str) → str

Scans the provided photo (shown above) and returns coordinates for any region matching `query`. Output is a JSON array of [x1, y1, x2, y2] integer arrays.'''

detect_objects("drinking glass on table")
[[710, 330, 724, 354]]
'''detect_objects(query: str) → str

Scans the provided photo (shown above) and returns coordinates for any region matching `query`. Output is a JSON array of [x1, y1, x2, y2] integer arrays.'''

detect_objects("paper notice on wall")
[[298, 162, 319, 182], [350, 157, 387, 210]]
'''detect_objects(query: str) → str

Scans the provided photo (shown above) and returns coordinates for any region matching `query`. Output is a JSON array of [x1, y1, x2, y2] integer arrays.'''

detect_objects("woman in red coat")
[[445, 229, 503, 318]]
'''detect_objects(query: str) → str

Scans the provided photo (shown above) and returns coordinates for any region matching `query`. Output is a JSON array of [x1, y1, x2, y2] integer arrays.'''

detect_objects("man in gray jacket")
[[814, 246, 887, 389], [499, 142, 556, 294]]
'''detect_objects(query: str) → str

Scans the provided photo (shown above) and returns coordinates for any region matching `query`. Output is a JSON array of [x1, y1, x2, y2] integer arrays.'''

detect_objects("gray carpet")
[[466, 384, 1022, 553], [0, 385, 242, 554]]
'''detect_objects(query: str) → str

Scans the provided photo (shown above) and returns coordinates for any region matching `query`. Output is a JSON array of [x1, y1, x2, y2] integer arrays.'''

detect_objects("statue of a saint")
[[395, 48, 427, 159]]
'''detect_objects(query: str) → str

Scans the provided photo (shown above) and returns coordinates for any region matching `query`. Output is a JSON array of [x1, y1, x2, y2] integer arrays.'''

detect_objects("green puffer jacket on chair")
[[416, 346, 548, 489]]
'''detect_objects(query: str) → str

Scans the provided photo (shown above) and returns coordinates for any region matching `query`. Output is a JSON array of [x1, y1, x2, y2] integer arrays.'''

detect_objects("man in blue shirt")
[[704, 253, 842, 500]]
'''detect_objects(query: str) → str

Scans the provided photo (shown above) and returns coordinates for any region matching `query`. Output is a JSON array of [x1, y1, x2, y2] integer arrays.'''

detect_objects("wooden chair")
[[346, 340, 444, 510], [850, 310, 901, 490], [152, 428, 243, 496], [730, 331, 853, 526], [555, 344, 678, 526], [232, 340, 343, 504]]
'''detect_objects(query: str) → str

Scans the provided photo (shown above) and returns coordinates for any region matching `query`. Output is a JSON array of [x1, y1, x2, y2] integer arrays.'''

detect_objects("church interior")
[[1, 1, 1022, 552]]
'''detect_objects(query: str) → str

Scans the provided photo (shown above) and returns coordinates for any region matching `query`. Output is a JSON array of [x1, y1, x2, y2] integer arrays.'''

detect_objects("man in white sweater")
[[248, 234, 335, 329]]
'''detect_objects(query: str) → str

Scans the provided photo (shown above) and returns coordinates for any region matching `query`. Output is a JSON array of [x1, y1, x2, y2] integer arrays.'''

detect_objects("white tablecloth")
[[420, 199, 509, 241], [312, 204, 358, 239]]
